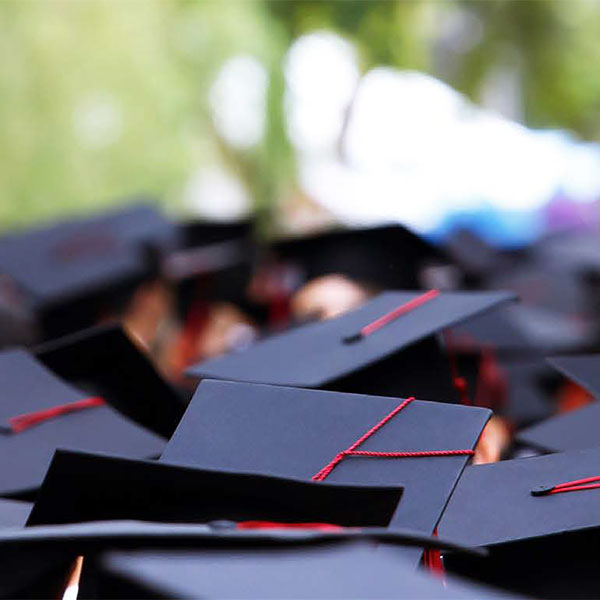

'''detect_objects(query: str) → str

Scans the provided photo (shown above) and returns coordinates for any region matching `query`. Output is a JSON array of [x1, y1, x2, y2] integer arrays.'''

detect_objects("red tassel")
[[7, 397, 105, 434]]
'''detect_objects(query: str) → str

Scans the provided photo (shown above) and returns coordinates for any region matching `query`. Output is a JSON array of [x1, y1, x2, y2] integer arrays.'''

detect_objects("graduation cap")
[[28, 449, 403, 529], [164, 219, 256, 316], [186, 290, 514, 403], [445, 307, 558, 425], [0, 518, 491, 598], [271, 224, 450, 291], [90, 539, 507, 599], [0, 345, 167, 498], [34, 323, 185, 438], [0, 203, 177, 339], [0, 499, 31, 529], [515, 355, 600, 453], [161, 379, 490, 567], [439, 447, 600, 597], [443, 228, 505, 285], [448, 306, 538, 357]]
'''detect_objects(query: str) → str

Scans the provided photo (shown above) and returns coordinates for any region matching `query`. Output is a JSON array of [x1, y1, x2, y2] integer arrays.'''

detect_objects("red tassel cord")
[[532, 476, 600, 496], [422, 527, 445, 578], [344, 289, 440, 343], [5, 397, 105, 434], [312, 397, 474, 482]]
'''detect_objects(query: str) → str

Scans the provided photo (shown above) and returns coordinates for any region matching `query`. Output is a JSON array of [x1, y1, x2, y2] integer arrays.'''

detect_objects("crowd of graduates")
[[1, 201, 600, 597]]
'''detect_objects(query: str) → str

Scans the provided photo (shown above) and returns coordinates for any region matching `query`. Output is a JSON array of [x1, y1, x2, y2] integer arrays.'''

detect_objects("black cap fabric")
[[439, 448, 600, 597], [0, 347, 165, 497], [29, 449, 403, 529], [186, 290, 514, 402], [166, 219, 256, 317], [271, 225, 448, 290], [34, 324, 185, 439], [0, 518, 490, 599], [440, 447, 600, 547], [93, 540, 507, 600], [0, 203, 176, 306], [547, 354, 600, 399], [0, 519, 484, 556], [160, 379, 490, 568], [499, 358, 557, 426], [516, 403, 600, 453], [448, 307, 538, 356], [0, 499, 31, 529], [516, 355, 600, 452], [0, 203, 177, 339]]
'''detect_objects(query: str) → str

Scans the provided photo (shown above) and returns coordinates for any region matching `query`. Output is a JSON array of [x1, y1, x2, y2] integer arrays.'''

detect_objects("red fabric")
[[359, 289, 439, 338], [312, 397, 474, 482], [7, 396, 105, 433], [236, 521, 345, 532]]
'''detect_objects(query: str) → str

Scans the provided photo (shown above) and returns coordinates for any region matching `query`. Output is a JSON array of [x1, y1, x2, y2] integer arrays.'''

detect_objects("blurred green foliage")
[[0, 0, 599, 229]]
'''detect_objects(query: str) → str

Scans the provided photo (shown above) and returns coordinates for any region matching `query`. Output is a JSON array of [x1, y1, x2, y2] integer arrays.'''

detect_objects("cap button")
[[531, 485, 554, 496]]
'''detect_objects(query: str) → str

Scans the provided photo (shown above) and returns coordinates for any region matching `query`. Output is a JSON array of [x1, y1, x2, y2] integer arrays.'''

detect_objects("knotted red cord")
[[532, 476, 600, 496], [236, 521, 345, 532], [312, 397, 474, 482], [344, 289, 440, 343], [6, 397, 105, 434]]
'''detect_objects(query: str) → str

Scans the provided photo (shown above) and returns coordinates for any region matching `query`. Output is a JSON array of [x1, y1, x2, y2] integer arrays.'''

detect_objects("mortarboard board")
[[0, 346, 166, 498], [28, 449, 403, 529], [0, 518, 488, 599], [0, 499, 31, 529], [186, 290, 514, 403], [439, 447, 600, 597], [271, 225, 449, 291], [34, 323, 185, 438], [515, 355, 600, 453], [0, 203, 177, 340], [165, 219, 256, 315], [443, 227, 507, 285], [160, 379, 490, 567], [546, 354, 600, 399], [448, 306, 538, 357], [90, 538, 508, 600]]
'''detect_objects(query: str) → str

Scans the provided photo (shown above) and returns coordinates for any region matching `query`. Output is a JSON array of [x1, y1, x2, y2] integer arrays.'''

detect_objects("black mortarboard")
[[443, 227, 506, 285], [92, 539, 507, 600], [448, 306, 538, 356], [29, 449, 403, 529], [271, 224, 449, 291], [547, 354, 600, 399], [515, 355, 600, 453], [160, 379, 490, 566], [165, 219, 256, 316], [0, 519, 489, 599], [0, 499, 31, 529], [0, 346, 166, 497], [34, 323, 185, 438], [186, 290, 514, 402], [488, 257, 587, 316], [440, 447, 600, 597], [0, 203, 177, 339], [499, 358, 558, 426]]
